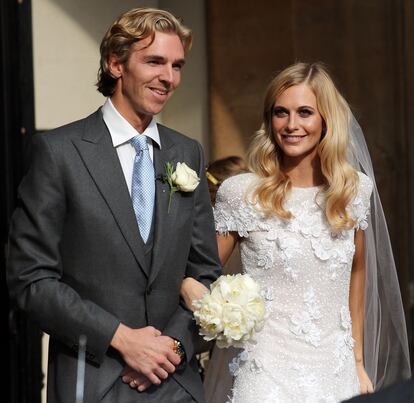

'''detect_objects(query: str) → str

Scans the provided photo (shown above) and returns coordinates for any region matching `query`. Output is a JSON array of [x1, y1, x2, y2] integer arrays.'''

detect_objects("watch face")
[[173, 340, 185, 360]]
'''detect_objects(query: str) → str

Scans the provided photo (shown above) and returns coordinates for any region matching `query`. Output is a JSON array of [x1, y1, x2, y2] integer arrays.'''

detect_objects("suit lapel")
[[149, 125, 180, 284], [71, 110, 149, 277]]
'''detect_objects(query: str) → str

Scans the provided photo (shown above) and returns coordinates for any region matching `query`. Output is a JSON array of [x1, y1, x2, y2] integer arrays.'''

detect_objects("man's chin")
[[147, 103, 168, 116]]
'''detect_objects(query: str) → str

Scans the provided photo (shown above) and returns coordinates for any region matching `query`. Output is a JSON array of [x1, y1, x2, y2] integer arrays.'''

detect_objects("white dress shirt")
[[101, 98, 161, 195]]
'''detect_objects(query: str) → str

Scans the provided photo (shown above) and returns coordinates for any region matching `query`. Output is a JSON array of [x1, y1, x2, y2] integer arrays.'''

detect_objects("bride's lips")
[[281, 134, 308, 144]]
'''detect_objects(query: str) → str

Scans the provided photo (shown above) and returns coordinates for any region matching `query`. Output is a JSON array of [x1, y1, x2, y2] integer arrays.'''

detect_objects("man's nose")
[[159, 64, 174, 84]]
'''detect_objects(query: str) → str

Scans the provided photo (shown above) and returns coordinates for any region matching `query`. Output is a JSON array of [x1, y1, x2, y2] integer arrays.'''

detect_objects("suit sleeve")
[[163, 140, 222, 361], [6, 134, 119, 364]]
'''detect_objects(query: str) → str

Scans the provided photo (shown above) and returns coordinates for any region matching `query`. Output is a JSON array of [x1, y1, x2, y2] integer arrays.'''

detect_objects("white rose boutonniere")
[[165, 162, 200, 212], [193, 274, 266, 348]]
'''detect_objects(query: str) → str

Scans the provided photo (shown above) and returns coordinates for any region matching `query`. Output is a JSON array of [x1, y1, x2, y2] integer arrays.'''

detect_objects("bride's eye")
[[273, 107, 288, 117], [298, 108, 313, 117]]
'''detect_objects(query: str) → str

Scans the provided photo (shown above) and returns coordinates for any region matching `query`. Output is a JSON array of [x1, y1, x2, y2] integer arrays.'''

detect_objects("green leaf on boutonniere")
[[165, 162, 178, 213]]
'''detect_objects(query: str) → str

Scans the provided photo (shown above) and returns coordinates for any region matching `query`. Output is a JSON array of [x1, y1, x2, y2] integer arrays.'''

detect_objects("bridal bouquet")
[[193, 274, 266, 348]]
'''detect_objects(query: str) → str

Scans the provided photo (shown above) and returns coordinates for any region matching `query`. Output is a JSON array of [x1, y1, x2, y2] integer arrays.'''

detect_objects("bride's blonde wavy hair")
[[247, 62, 358, 231]]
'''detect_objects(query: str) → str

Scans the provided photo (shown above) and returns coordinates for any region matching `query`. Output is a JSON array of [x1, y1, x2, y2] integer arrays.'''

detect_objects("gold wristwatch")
[[173, 339, 185, 361]]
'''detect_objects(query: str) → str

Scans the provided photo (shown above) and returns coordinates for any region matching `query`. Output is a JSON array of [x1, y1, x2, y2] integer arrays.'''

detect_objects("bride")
[[180, 62, 410, 402]]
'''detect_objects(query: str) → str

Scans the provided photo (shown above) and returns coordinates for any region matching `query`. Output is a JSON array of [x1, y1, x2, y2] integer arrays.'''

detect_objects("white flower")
[[262, 286, 274, 301], [249, 358, 263, 373], [193, 274, 266, 348], [290, 311, 313, 335], [340, 306, 352, 330], [290, 288, 322, 347], [164, 161, 200, 212], [171, 162, 200, 192], [257, 244, 273, 270], [334, 328, 355, 374]]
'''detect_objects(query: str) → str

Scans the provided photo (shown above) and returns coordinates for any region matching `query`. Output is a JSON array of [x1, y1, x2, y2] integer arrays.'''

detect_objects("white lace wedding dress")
[[213, 172, 373, 403]]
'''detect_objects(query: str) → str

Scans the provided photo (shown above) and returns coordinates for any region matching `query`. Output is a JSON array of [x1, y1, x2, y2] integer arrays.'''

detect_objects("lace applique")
[[215, 203, 266, 237], [229, 349, 249, 377], [216, 172, 373, 239], [327, 262, 346, 281], [214, 174, 270, 237], [288, 199, 323, 238], [292, 365, 337, 403], [249, 358, 263, 374], [229, 384, 281, 403], [263, 390, 281, 403], [228, 346, 263, 378], [304, 288, 322, 319], [311, 237, 334, 261], [257, 240, 274, 270], [334, 306, 355, 375], [340, 306, 352, 329], [261, 286, 275, 301], [351, 193, 370, 230], [293, 363, 318, 390], [261, 285, 275, 314], [348, 172, 373, 230], [290, 288, 322, 347], [256, 228, 302, 280], [310, 235, 355, 280], [274, 230, 301, 280]]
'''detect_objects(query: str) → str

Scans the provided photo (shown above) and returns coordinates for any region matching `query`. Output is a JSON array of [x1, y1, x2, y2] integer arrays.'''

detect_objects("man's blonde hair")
[[97, 8, 192, 96]]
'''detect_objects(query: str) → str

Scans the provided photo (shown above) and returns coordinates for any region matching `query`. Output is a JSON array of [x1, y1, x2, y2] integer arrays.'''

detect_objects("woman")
[[181, 62, 410, 402]]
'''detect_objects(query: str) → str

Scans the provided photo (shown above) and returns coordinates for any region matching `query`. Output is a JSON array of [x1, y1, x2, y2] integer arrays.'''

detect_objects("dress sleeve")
[[214, 174, 262, 237], [352, 172, 374, 230]]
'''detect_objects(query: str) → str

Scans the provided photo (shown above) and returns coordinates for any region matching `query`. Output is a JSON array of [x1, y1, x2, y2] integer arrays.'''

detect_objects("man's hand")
[[111, 324, 180, 386], [121, 366, 152, 392]]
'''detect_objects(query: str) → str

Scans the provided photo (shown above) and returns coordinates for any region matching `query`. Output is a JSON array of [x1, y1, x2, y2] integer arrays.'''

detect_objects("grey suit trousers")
[[103, 377, 196, 403]]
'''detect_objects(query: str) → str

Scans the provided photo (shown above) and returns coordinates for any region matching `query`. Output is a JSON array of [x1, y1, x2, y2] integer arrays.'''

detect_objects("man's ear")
[[108, 54, 123, 79]]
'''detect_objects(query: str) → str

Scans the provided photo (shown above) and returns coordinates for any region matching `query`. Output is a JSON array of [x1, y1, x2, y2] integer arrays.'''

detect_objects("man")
[[7, 8, 221, 403]]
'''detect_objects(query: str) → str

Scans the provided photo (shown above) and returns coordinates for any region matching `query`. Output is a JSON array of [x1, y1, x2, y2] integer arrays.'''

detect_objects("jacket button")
[[146, 287, 152, 295]]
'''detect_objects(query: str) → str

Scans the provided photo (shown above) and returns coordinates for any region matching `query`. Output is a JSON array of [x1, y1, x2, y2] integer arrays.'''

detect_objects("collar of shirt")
[[101, 98, 161, 150]]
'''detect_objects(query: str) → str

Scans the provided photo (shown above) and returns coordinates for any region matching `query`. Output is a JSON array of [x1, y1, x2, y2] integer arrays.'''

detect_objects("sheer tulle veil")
[[348, 115, 411, 388]]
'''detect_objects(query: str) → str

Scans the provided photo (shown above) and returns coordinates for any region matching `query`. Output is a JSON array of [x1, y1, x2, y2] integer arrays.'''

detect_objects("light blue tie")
[[130, 135, 155, 243]]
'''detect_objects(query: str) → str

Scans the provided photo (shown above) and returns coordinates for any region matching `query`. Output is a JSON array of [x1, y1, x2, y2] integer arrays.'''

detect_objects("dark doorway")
[[1, 0, 43, 401]]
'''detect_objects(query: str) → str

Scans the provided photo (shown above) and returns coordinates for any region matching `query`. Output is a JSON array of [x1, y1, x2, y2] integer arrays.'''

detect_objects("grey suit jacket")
[[7, 109, 221, 402]]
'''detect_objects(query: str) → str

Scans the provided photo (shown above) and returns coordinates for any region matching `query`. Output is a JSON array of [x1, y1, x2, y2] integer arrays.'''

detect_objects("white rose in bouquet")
[[193, 274, 266, 348]]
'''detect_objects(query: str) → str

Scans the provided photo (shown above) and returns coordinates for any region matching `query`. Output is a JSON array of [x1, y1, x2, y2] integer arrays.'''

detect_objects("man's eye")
[[148, 60, 160, 65], [173, 64, 183, 71]]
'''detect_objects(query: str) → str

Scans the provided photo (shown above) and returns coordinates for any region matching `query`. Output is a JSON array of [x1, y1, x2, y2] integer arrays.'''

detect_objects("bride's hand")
[[180, 277, 209, 311], [356, 362, 374, 394]]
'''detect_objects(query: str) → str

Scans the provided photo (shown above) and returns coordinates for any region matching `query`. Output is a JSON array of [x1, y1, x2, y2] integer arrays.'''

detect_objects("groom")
[[7, 7, 220, 403]]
